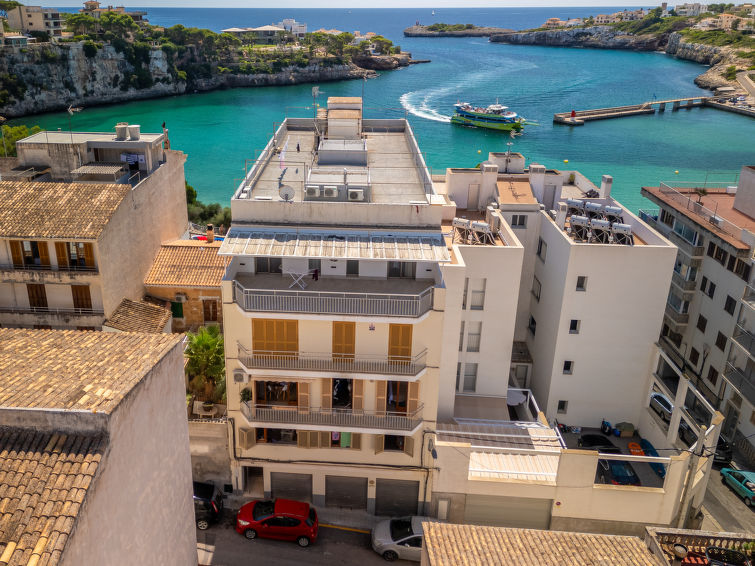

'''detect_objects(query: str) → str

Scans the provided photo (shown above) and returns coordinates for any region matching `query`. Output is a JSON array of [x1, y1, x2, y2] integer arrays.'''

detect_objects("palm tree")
[[695, 187, 708, 204], [185, 325, 226, 403]]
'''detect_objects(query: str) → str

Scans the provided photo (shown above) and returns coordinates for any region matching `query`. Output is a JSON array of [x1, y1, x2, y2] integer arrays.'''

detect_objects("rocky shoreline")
[[0, 43, 421, 119], [404, 25, 513, 37]]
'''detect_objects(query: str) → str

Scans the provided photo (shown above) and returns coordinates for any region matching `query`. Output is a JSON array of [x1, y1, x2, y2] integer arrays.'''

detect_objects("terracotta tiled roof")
[[423, 523, 661, 566], [103, 298, 171, 334], [0, 428, 105, 566], [0, 181, 130, 240], [0, 328, 180, 414], [144, 240, 229, 288]]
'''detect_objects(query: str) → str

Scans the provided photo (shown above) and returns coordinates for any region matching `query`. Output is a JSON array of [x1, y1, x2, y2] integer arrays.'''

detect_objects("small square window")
[[576, 276, 587, 292], [707, 366, 719, 386], [557, 400, 568, 414], [724, 295, 736, 316], [563, 360, 574, 374], [569, 319, 580, 334], [511, 214, 527, 228], [696, 315, 707, 333], [532, 276, 541, 301], [528, 315, 536, 336], [689, 347, 700, 366], [715, 331, 727, 351], [536, 238, 547, 262]]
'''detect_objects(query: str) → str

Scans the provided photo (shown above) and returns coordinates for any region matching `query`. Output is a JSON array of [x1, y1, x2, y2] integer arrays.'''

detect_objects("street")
[[197, 514, 398, 566], [703, 466, 755, 532]]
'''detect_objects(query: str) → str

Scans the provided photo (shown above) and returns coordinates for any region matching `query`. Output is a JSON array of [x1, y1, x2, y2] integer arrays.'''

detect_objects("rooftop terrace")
[[18, 130, 164, 147]]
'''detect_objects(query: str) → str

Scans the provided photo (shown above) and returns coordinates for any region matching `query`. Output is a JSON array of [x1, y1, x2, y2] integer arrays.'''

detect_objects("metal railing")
[[671, 270, 697, 292], [0, 263, 98, 273], [241, 401, 423, 432], [664, 304, 689, 325], [724, 362, 755, 407], [233, 280, 434, 317], [0, 306, 104, 316], [237, 344, 427, 376], [732, 324, 755, 358], [659, 182, 743, 243]]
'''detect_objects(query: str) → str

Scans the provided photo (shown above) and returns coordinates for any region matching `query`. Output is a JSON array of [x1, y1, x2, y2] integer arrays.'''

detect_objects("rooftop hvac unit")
[[233, 369, 249, 384], [590, 218, 611, 243], [323, 186, 338, 198], [710, 216, 724, 228], [611, 223, 634, 245], [348, 188, 365, 201], [566, 198, 584, 218], [470, 221, 495, 245], [305, 185, 321, 198], [604, 205, 624, 224], [174, 293, 188, 303], [584, 201, 604, 219], [452, 218, 471, 230], [570, 215, 590, 241]]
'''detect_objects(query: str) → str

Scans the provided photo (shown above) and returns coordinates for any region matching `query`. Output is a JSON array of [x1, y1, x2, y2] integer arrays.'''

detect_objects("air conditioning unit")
[[174, 293, 188, 303], [348, 189, 365, 201], [305, 185, 321, 198], [710, 216, 724, 228], [233, 369, 248, 384], [323, 186, 338, 198]]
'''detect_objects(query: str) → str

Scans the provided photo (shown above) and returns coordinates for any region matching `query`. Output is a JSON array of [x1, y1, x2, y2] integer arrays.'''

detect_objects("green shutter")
[[171, 301, 184, 318]]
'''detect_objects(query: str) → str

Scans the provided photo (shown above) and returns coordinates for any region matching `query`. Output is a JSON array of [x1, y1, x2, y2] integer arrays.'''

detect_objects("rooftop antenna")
[[279, 184, 295, 202], [504, 141, 513, 173]]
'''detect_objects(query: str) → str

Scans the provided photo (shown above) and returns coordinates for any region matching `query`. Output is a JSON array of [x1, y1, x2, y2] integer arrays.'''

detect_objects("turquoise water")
[[11, 8, 755, 210]]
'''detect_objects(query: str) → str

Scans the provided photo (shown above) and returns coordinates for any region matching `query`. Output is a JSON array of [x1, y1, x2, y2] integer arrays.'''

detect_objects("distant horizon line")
[[35, 4, 659, 8]]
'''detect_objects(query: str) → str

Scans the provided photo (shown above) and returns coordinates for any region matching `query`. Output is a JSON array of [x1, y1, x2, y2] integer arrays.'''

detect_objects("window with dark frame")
[[563, 360, 574, 374], [569, 319, 580, 334], [689, 347, 700, 366], [576, 276, 587, 292], [696, 315, 707, 333], [724, 295, 736, 316], [715, 331, 727, 351], [706, 366, 719, 386]]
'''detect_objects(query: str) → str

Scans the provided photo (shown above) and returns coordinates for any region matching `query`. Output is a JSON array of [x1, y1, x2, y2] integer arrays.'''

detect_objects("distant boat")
[[432, 10, 436, 15], [451, 101, 527, 132]]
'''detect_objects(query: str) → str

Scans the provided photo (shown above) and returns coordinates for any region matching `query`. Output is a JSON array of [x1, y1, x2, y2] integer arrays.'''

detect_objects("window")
[[463, 363, 478, 392], [673, 220, 698, 246], [724, 295, 736, 316], [308, 259, 321, 272], [569, 319, 580, 334], [255, 381, 298, 406], [331, 378, 353, 409], [660, 209, 674, 227], [255, 428, 297, 444], [171, 301, 184, 318], [252, 319, 298, 353], [466, 321, 481, 352], [383, 435, 407, 453], [71, 285, 92, 310], [557, 400, 568, 414], [405, 537, 422, 548], [532, 276, 541, 301], [536, 238, 547, 262], [700, 276, 716, 299], [733, 259, 751, 282], [60, 242, 94, 269], [388, 261, 415, 278], [386, 381, 410, 413], [563, 360, 574, 374], [689, 347, 700, 366], [346, 260, 359, 276], [255, 257, 281, 273], [707, 366, 719, 386], [462, 278, 468, 309], [668, 291, 689, 314], [528, 315, 536, 336], [511, 214, 527, 228], [576, 276, 587, 292], [27, 284, 47, 309], [203, 299, 218, 322], [470, 279, 486, 310], [715, 331, 727, 351], [696, 315, 707, 333], [458, 321, 465, 351], [455, 362, 461, 391]]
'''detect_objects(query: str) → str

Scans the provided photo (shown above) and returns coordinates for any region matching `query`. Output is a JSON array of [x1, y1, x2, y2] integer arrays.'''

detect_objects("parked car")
[[597, 459, 642, 486], [193, 480, 224, 530], [714, 435, 733, 465], [721, 468, 755, 506], [577, 434, 621, 454], [650, 392, 673, 422], [235, 498, 318, 547], [371, 516, 434, 562]]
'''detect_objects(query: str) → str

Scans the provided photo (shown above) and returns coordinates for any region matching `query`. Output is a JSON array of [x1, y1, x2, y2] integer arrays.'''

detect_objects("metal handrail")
[[724, 362, 755, 406], [238, 344, 427, 376], [0, 263, 98, 273], [233, 280, 434, 317], [732, 324, 755, 357], [241, 400, 423, 431], [0, 306, 104, 315]]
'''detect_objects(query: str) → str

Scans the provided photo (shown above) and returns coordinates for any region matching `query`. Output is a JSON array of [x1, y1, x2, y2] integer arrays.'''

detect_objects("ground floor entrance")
[[463, 495, 552, 529], [270, 472, 312, 502], [375, 479, 420, 516]]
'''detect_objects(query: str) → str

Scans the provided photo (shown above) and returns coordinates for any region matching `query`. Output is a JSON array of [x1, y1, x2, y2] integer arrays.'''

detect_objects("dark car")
[[235, 498, 318, 547], [714, 435, 733, 465], [598, 459, 642, 486], [578, 434, 621, 454], [193, 480, 224, 530]]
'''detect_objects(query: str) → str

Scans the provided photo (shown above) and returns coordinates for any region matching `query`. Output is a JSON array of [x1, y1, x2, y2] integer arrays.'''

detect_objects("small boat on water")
[[451, 101, 527, 132]]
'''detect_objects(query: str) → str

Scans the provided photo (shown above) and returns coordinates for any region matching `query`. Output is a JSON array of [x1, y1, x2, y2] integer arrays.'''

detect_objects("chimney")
[[529, 163, 546, 204], [206, 224, 215, 243], [599, 175, 613, 199], [556, 203, 568, 229]]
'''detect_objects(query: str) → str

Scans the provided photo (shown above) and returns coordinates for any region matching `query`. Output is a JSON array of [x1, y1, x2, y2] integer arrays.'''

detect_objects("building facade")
[[7, 5, 65, 36]]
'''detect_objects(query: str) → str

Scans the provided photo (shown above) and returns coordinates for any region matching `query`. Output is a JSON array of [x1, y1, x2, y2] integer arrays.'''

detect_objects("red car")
[[235, 499, 318, 547]]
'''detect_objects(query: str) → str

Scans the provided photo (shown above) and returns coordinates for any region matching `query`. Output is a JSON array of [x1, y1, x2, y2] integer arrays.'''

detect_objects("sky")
[[34, 1, 658, 7]]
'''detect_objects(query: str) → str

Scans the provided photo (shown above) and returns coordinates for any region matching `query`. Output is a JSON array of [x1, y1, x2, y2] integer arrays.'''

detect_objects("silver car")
[[371, 516, 433, 562], [650, 392, 673, 422]]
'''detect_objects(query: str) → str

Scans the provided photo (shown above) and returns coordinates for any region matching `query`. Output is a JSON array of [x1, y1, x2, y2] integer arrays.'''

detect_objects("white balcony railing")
[[238, 344, 427, 376], [241, 401, 423, 432], [0, 306, 104, 316]]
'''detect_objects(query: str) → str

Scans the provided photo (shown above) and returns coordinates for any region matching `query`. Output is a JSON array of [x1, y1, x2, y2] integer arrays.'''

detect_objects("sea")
[[11, 7, 755, 210]]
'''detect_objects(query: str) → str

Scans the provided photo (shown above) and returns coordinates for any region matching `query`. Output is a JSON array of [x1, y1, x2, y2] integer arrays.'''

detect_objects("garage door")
[[463, 495, 551, 530], [270, 472, 312, 502], [325, 476, 368, 509], [375, 479, 419, 516]]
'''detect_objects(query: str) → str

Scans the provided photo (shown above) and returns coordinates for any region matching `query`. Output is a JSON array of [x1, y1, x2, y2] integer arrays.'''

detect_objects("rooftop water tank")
[[128, 124, 141, 141], [115, 122, 128, 140]]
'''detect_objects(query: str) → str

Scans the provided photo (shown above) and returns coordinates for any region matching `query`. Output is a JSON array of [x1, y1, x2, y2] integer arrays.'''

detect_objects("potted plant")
[[240, 387, 253, 404]]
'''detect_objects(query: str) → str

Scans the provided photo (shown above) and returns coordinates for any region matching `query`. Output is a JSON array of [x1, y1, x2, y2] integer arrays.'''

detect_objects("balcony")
[[241, 401, 423, 432], [0, 263, 99, 284], [724, 362, 755, 407], [238, 344, 427, 378], [0, 306, 104, 316], [732, 324, 755, 358], [666, 230, 704, 258], [671, 270, 696, 294], [233, 274, 435, 318], [664, 304, 689, 326]]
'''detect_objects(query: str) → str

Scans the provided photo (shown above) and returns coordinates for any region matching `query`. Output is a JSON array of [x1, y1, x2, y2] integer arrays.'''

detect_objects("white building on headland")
[[277, 18, 307, 37], [675, 3, 709, 16]]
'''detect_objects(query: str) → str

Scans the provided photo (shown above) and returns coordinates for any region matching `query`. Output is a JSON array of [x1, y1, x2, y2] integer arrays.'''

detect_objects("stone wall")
[[189, 420, 232, 487], [147, 285, 223, 333]]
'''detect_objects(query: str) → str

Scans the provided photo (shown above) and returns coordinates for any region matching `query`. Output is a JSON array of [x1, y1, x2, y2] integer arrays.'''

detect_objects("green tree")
[[1, 125, 42, 157], [372, 35, 394, 55], [186, 180, 197, 205], [185, 325, 226, 402], [65, 13, 96, 35], [99, 11, 137, 36], [0, 1, 21, 19], [327, 32, 354, 57]]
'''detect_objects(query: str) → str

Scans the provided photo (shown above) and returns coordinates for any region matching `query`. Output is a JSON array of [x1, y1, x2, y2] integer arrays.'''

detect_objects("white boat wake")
[[400, 91, 452, 123]]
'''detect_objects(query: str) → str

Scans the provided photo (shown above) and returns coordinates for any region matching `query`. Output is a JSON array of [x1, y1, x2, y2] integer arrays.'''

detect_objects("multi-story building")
[[6, 5, 66, 37], [277, 18, 307, 37], [0, 125, 188, 330], [0, 328, 195, 565], [675, 2, 709, 16], [641, 166, 755, 458], [80, 0, 148, 23]]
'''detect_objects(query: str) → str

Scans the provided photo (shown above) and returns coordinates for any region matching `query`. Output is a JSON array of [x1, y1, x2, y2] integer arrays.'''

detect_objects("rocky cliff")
[[404, 25, 513, 37], [490, 26, 664, 50], [0, 42, 382, 118]]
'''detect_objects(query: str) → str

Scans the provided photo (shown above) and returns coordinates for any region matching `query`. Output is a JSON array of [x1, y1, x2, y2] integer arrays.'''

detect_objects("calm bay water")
[[12, 7, 755, 210]]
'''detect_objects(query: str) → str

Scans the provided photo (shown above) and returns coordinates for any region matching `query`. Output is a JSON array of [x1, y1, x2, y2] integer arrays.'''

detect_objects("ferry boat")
[[451, 102, 526, 132]]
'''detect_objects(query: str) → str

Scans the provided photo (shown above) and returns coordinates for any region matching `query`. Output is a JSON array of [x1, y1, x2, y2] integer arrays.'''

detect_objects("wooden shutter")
[[281, 320, 298, 352], [252, 319, 266, 352], [375, 435, 384, 455], [203, 300, 218, 322], [9, 241, 23, 267], [352, 380, 364, 413], [375, 381, 387, 415], [321, 378, 332, 410], [27, 284, 47, 308], [54, 242, 68, 268], [332, 321, 355, 361], [71, 285, 92, 310], [407, 382, 420, 414], [404, 435, 415, 457], [351, 433, 361, 450], [298, 382, 310, 413], [83, 243, 95, 267], [297, 431, 310, 448], [319, 431, 330, 448], [389, 324, 413, 364], [239, 427, 256, 450], [37, 242, 50, 266]]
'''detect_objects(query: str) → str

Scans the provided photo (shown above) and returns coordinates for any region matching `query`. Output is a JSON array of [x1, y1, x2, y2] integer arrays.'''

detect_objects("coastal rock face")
[[665, 32, 725, 65], [351, 53, 412, 70], [404, 25, 513, 37], [490, 26, 664, 50]]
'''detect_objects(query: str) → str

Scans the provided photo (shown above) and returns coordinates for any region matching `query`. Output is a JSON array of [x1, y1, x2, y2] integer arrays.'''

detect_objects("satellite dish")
[[279, 185, 295, 202]]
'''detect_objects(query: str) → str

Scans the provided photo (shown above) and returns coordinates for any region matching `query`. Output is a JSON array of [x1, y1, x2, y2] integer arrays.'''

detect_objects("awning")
[[71, 163, 127, 176]]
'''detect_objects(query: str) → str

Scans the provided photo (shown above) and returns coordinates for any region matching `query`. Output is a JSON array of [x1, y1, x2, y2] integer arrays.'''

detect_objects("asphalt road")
[[197, 514, 402, 566], [703, 466, 755, 533]]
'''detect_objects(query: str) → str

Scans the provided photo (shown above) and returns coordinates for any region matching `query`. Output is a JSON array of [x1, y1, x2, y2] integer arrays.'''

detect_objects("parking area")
[[704, 465, 755, 533]]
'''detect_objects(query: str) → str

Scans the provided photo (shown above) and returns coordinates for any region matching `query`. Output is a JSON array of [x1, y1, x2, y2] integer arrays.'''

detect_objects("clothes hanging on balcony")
[[340, 432, 351, 448]]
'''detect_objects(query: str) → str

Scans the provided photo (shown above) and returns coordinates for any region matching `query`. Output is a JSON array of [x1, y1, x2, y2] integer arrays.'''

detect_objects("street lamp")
[[0, 116, 6, 158]]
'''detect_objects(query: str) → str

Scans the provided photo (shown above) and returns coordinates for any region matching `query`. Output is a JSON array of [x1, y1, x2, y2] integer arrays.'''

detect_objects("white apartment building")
[[277, 18, 307, 37], [642, 166, 755, 462], [675, 3, 709, 16], [6, 5, 66, 37]]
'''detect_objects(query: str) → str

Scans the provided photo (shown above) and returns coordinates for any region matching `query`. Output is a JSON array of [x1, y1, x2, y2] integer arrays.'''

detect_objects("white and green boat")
[[451, 102, 526, 132]]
